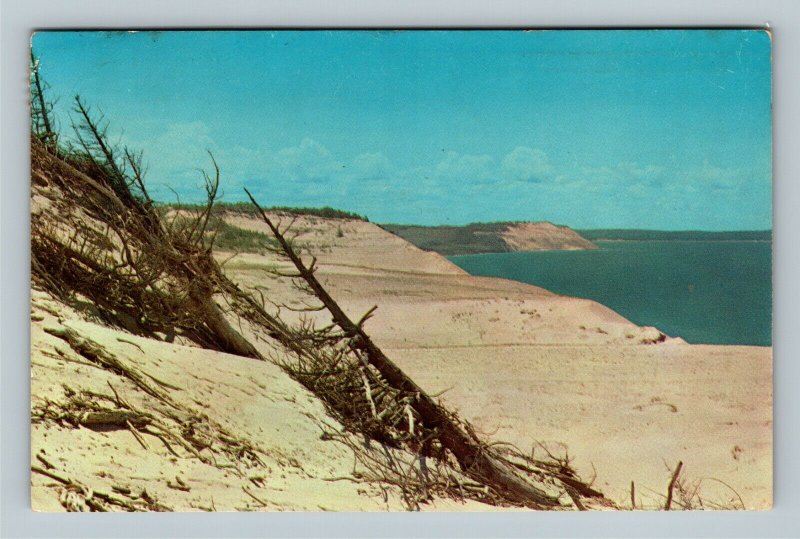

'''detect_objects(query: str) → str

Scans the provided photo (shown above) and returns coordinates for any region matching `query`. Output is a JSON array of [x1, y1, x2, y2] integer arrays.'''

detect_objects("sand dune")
[[30, 289, 501, 512], [31, 211, 771, 510], [219, 214, 772, 509], [500, 222, 597, 252]]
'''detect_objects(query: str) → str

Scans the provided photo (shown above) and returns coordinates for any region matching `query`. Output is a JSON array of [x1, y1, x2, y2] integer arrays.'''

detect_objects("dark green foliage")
[[166, 202, 368, 222], [380, 223, 512, 256], [577, 229, 772, 241]]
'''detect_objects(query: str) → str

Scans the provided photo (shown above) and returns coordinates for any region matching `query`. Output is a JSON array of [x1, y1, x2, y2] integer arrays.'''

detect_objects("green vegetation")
[[207, 217, 278, 253], [578, 229, 772, 241], [154, 212, 278, 254], [381, 223, 511, 256], [165, 201, 368, 222]]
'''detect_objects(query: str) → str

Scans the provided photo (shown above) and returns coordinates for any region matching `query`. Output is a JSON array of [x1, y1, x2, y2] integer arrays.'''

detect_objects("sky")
[[32, 30, 772, 229]]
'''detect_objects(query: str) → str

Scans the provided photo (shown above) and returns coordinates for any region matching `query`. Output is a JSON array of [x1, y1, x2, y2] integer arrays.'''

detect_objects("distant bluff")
[[380, 222, 597, 256]]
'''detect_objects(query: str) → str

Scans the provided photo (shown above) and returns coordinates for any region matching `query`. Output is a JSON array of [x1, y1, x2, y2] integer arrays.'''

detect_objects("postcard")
[[30, 29, 772, 511]]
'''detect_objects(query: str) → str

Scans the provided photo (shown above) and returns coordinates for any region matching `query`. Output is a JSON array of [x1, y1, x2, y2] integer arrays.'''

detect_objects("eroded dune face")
[[221, 215, 675, 348], [500, 222, 597, 252]]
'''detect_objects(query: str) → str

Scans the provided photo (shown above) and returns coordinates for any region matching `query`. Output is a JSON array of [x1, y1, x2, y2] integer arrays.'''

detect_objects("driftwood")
[[245, 188, 561, 509], [43, 326, 175, 405], [31, 463, 171, 512], [29, 139, 603, 509]]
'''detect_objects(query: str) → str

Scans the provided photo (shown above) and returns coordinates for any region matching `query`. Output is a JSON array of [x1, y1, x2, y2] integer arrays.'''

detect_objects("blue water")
[[449, 241, 772, 346]]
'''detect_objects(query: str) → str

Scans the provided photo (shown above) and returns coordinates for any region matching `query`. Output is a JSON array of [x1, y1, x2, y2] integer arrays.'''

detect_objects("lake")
[[449, 241, 772, 346]]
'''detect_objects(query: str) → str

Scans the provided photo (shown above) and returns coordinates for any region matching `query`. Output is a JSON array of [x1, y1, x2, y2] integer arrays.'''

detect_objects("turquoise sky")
[[32, 30, 772, 229]]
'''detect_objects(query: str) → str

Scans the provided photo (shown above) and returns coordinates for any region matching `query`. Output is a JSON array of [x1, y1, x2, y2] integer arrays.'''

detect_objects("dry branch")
[[31, 137, 263, 360], [43, 325, 175, 405], [665, 460, 683, 510], [31, 464, 171, 512], [245, 188, 566, 509]]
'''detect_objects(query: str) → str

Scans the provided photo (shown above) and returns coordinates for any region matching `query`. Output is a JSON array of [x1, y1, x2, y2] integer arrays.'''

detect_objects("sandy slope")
[[395, 344, 771, 509], [500, 222, 597, 251], [31, 212, 771, 511], [221, 214, 772, 509], [30, 290, 498, 512]]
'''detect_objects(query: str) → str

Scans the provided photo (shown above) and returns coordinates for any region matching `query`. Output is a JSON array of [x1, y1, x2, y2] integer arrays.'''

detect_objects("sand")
[[30, 289, 500, 512], [500, 222, 597, 251], [30, 212, 772, 511], [222, 214, 772, 509]]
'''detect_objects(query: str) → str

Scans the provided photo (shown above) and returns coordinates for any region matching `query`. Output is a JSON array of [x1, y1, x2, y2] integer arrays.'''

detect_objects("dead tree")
[[30, 49, 57, 150], [31, 96, 263, 360], [244, 188, 563, 509]]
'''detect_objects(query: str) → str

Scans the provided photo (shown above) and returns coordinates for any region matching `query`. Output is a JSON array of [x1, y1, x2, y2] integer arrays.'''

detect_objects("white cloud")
[[615, 161, 665, 182], [272, 137, 343, 182], [136, 121, 218, 175], [501, 146, 553, 182], [351, 152, 392, 180], [275, 137, 331, 164], [435, 151, 495, 182], [127, 125, 759, 228], [694, 160, 741, 190], [547, 161, 668, 195]]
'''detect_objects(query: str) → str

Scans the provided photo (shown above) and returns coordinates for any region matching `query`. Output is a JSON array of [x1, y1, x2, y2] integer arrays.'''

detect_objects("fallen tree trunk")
[[187, 283, 262, 360], [245, 188, 561, 509]]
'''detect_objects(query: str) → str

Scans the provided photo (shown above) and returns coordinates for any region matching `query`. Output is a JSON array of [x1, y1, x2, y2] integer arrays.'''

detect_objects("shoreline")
[[448, 241, 772, 348]]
